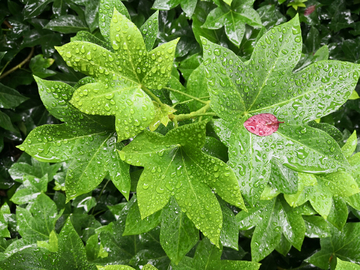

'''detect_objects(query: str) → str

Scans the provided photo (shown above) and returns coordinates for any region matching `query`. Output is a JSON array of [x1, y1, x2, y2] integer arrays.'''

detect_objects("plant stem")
[[0, 47, 35, 79], [91, 179, 110, 215], [170, 101, 216, 122], [165, 86, 209, 104], [142, 85, 163, 105]]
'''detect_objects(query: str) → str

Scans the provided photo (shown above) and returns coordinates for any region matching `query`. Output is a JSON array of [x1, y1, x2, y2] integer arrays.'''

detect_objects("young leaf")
[[0, 203, 10, 238], [201, 0, 262, 46], [120, 122, 246, 246], [152, 0, 198, 18], [56, 9, 179, 141], [236, 197, 305, 262], [306, 223, 360, 269], [172, 238, 261, 270], [16, 193, 63, 243]]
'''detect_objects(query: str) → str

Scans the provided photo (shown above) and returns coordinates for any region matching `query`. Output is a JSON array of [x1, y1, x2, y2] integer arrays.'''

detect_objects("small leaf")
[[243, 113, 284, 136], [0, 83, 28, 109]]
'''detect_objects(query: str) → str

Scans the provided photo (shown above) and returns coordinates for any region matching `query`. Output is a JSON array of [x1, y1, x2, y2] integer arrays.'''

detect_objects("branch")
[[0, 47, 35, 80]]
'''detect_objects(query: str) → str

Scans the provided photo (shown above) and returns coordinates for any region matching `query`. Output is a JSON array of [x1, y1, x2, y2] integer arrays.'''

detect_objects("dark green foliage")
[[0, 0, 360, 269]]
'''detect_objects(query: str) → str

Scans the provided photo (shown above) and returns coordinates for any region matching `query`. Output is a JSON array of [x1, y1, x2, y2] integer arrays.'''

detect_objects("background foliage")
[[1, 0, 360, 269]]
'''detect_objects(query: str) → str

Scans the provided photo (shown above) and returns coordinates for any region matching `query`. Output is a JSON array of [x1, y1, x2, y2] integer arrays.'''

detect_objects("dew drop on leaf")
[[243, 113, 284, 136]]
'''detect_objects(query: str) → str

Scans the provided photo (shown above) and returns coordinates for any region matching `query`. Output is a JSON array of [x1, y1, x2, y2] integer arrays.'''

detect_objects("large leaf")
[[203, 15, 359, 205], [56, 9, 179, 141], [18, 78, 131, 202], [119, 121, 246, 246]]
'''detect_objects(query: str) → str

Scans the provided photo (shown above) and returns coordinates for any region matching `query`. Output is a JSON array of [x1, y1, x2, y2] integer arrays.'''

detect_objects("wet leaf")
[[201, 0, 262, 46], [123, 196, 161, 235], [172, 238, 260, 270], [159, 197, 198, 264], [152, 0, 198, 18], [44, 15, 88, 33], [203, 15, 358, 205], [18, 78, 131, 202], [120, 121, 246, 246], [16, 193, 63, 243], [243, 113, 284, 136], [306, 223, 360, 269], [57, 9, 179, 140], [236, 197, 305, 262]]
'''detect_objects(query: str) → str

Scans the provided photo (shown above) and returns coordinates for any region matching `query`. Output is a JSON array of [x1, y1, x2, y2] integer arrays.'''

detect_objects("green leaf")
[[0, 83, 28, 109], [96, 265, 136, 270], [0, 203, 10, 238], [44, 14, 88, 33], [159, 197, 198, 264], [140, 11, 159, 51], [54, 218, 97, 269], [303, 216, 331, 238], [120, 122, 246, 246], [336, 258, 360, 270], [219, 199, 240, 250], [16, 193, 63, 243], [236, 197, 305, 262], [201, 15, 359, 123], [306, 223, 360, 269], [123, 196, 161, 235], [29, 54, 56, 79], [99, 0, 130, 43], [327, 196, 348, 230], [201, 0, 262, 46], [19, 78, 131, 202], [152, 0, 198, 18], [57, 9, 179, 140], [0, 246, 55, 269], [172, 238, 260, 270], [0, 111, 18, 133], [37, 230, 58, 252], [10, 175, 48, 205], [202, 15, 359, 205], [342, 131, 357, 158]]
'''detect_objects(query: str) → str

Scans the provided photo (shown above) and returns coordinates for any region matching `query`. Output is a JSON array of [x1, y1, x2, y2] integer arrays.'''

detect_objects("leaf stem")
[[91, 179, 111, 215], [0, 47, 35, 79], [142, 85, 163, 105], [170, 101, 216, 122], [164, 86, 209, 104]]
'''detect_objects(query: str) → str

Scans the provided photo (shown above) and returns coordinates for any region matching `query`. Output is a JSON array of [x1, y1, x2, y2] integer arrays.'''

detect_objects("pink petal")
[[244, 113, 284, 136]]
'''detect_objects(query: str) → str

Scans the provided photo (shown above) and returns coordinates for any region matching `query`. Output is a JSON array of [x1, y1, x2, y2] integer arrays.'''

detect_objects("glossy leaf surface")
[[201, 0, 262, 46], [236, 197, 305, 262], [18, 78, 131, 202], [205, 15, 359, 205], [120, 122, 246, 246], [172, 238, 260, 270], [306, 223, 360, 269], [57, 9, 178, 141]]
